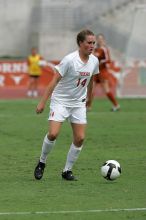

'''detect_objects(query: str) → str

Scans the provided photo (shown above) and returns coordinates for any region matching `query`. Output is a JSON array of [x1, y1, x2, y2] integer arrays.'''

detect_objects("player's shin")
[[40, 134, 56, 163], [63, 143, 83, 172]]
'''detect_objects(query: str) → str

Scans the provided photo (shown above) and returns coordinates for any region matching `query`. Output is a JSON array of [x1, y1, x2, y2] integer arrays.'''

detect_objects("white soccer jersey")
[[51, 50, 99, 107]]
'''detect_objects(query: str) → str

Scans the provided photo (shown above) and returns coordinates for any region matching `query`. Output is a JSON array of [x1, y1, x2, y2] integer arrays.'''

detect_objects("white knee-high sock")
[[40, 134, 56, 163], [63, 143, 83, 172]]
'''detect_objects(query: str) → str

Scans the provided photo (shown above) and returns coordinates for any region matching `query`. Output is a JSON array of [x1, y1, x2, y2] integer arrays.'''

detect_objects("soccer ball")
[[101, 160, 121, 181]]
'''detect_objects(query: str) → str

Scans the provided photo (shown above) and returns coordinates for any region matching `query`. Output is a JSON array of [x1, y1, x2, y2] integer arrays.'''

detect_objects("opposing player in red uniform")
[[89, 33, 120, 111]]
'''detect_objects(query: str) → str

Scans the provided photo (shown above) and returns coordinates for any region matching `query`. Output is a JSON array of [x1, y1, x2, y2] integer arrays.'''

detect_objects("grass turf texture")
[[0, 98, 146, 220]]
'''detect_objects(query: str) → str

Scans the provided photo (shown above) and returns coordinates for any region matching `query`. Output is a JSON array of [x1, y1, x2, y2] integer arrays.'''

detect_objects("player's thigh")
[[101, 80, 110, 93], [48, 120, 62, 140], [48, 103, 69, 140], [71, 123, 86, 137], [71, 123, 86, 146], [34, 76, 39, 84], [29, 76, 34, 84], [70, 107, 87, 144]]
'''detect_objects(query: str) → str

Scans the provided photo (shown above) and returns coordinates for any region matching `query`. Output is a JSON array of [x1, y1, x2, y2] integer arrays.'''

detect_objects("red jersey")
[[94, 46, 111, 71]]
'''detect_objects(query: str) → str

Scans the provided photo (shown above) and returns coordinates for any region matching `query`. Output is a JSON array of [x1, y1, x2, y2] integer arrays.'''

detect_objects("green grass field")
[[0, 98, 146, 220]]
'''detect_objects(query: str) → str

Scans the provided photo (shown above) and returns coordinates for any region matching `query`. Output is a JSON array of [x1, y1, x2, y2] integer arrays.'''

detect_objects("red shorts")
[[94, 69, 109, 83]]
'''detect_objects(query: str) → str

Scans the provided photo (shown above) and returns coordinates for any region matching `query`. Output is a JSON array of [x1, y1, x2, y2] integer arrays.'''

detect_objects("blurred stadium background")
[[0, 0, 146, 98]]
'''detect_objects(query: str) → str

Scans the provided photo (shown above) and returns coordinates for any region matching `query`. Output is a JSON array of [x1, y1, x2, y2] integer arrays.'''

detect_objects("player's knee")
[[47, 132, 58, 141], [74, 135, 85, 146]]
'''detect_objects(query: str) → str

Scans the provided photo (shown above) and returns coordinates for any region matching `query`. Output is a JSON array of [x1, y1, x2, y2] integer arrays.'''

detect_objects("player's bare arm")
[[36, 71, 62, 114]]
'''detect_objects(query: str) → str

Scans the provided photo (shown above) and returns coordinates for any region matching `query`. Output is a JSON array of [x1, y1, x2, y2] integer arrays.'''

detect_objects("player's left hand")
[[86, 100, 92, 110]]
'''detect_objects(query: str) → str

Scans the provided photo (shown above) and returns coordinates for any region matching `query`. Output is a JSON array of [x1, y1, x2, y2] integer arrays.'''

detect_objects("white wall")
[[0, 0, 130, 59], [0, 0, 39, 57]]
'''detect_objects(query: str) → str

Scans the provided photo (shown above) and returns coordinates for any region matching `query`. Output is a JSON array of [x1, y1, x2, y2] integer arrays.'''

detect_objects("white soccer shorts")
[[48, 103, 87, 124]]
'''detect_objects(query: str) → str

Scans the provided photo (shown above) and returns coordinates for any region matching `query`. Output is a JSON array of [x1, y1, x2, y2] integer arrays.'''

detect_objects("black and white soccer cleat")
[[62, 170, 77, 181], [34, 161, 45, 180]]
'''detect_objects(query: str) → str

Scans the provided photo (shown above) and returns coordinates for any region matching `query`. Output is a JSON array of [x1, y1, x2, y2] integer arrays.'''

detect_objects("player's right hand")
[[36, 102, 45, 114]]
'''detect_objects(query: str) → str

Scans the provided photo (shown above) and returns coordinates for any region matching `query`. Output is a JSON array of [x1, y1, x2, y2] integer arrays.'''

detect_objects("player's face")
[[31, 48, 37, 56], [97, 35, 105, 46], [80, 35, 96, 56]]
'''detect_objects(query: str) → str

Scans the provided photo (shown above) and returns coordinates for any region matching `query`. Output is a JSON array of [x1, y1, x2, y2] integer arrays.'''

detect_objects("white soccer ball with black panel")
[[101, 160, 121, 180]]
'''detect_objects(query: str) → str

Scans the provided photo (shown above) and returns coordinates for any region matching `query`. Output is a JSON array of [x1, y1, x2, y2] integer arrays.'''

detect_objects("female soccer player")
[[34, 29, 99, 181], [89, 34, 120, 111], [27, 47, 43, 97]]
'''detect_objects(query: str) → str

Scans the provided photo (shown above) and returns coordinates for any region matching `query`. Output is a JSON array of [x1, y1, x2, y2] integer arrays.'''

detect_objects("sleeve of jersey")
[[93, 58, 100, 75], [54, 56, 69, 77]]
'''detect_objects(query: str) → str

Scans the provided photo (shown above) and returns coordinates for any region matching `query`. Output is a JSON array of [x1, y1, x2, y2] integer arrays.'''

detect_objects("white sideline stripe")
[[0, 208, 146, 215]]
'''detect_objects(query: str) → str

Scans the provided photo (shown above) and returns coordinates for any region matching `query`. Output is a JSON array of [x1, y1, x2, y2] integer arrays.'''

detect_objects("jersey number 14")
[[77, 78, 87, 87]]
